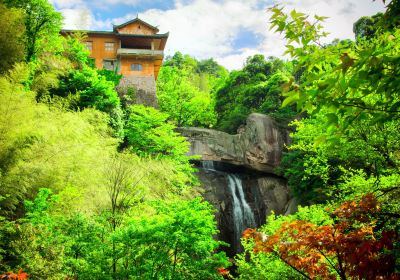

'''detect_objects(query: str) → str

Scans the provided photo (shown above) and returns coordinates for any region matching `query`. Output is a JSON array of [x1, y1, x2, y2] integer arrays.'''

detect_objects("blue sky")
[[51, 0, 386, 70]]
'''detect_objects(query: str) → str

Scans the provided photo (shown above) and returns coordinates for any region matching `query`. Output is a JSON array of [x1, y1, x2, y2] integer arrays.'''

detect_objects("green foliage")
[[276, 150, 326, 204], [59, 66, 121, 112], [157, 52, 228, 128], [124, 105, 198, 192], [4, 190, 228, 279], [114, 198, 229, 279], [0, 69, 119, 216], [97, 69, 122, 86], [0, 1, 229, 277], [269, 4, 400, 206], [270, 4, 400, 135], [254, 5, 400, 277], [157, 66, 217, 127], [62, 33, 90, 68], [236, 205, 331, 279], [353, 13, 383, 39], [0, 3, 25, 73], [125, 104, 189, 158], [4, 0, 63, 62], [236, 246, 299, 280], [215, 55, 296, 133], [49, 36, 124, 138]]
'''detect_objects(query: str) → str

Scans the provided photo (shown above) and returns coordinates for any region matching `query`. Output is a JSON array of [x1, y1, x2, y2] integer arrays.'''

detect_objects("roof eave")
[[113, 18, 159, 33], [60, 30, 169, 39]]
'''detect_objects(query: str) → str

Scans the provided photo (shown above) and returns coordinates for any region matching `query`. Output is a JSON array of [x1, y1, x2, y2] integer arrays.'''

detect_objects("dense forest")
[[0, 0, 399, 279]]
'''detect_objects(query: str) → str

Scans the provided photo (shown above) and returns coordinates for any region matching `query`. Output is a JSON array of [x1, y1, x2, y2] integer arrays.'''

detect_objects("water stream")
[[200, 161, 256, 251], [227, 174, 255, 249]]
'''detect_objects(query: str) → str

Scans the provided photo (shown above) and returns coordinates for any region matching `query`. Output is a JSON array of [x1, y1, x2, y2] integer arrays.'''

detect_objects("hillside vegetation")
[[0, 1, 228, 279], [0, 0, 399, 279]]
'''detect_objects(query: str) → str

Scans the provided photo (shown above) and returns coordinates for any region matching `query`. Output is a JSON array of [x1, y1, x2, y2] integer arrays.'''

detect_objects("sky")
[[50, 0, 387, 70]]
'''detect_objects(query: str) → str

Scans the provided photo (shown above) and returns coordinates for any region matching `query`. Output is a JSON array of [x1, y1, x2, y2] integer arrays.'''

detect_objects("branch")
[[272, 250, 312, 280]]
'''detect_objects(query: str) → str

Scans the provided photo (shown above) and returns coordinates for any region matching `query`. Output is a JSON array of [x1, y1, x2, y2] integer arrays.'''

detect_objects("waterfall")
[[199, 160, 256, 252], [227, 174, 255, 249], [201, 160, 215, 171]]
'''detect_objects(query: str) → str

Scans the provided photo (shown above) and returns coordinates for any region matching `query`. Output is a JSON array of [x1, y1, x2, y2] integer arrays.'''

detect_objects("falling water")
[[227, 174, 256, 250], [199, 160, 256, 252], [201, 160, 216, 171]]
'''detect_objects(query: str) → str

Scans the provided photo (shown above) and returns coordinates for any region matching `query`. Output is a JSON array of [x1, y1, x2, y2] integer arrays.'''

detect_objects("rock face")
[[178, 113, 287, 174], [179, 113, 296, 256], [195, 162, 296, 256], [116, 76, 159, 108]]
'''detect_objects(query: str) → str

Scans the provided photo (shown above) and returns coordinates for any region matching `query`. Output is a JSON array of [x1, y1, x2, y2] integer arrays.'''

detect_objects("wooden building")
[[61, 18, 169, 107], [61, 18, 168, 79]]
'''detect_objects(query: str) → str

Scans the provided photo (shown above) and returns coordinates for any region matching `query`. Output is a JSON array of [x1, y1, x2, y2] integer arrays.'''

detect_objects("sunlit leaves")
[[1, 270, 28, 280], [114, 198, 229, 279], [125, 104, 189, 159], [4, 0, 63, 62], [270, 5, 400, 134], [244, 195, 399, 279], [215, 55, 296, 133], [157, 53, 225, 128], [0, 4, 25, 74]]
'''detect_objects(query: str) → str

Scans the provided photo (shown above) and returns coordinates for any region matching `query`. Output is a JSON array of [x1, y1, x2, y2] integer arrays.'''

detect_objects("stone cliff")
[[178, 113, 288, 174], [195, 163, 296, 256], [179, 113, 296, 255]]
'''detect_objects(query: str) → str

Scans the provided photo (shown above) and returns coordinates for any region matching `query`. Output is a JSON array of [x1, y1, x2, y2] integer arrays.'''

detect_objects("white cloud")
[[277, 0, 386, 44], [215, 48, 260, 70], [107, 0, 268, 68], [61, 8, 93, 29], [57, 0, 386, 70], [50, 0, 85, 9]]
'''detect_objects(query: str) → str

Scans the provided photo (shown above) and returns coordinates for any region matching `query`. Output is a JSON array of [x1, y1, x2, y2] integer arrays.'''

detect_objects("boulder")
[[178, 113, 286, 174]]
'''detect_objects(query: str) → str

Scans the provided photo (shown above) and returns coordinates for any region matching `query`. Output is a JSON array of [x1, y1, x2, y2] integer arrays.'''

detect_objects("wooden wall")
[[117, 22, 156, 35], [120, 57, 155, 76], [82, 33, 163, 79], [85, 35, 119, 69]]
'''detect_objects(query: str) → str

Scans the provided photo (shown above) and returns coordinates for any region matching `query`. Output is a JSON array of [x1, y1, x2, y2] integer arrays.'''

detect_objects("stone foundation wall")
[[116, 75, 158, 108]]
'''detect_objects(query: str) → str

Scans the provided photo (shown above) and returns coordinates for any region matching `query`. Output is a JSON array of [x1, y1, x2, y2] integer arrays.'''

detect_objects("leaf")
[[314, 15, 329, 21], [314, 135, 327, 146], [281, 91, 300, 108], [326, 113, 338, 125]]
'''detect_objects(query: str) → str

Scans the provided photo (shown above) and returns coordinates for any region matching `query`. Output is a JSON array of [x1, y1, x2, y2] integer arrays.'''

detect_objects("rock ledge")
[[178, 113, 285, 174]]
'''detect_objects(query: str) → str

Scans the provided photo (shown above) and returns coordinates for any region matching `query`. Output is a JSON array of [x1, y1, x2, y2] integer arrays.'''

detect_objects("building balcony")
[[117, 48, 164, 57]]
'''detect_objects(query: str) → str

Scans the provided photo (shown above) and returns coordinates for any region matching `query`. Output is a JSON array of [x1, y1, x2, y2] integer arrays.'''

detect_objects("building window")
[[131, 63, 142, 71], [85, 41, 93, 51], [103, 59, 117, 71], [105, 42, 114, 52]]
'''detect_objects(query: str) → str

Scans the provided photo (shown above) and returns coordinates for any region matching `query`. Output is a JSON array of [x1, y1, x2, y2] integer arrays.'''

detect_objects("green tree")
[[124, 105, 198, 192], [49, 36, 124, 138], [353, 13, 383, 39], [124, 104, 190, 159], [0, 3, 25, 73], [101, 153, 144, 277], [157, 66, 217, 127], [215, 55, 296, 133], [114, 198, 229, 279], [4, 187, 229, 279], [157, 52, 227, 128], [4, 0, 62, 62], [270, 5, 400, 135], [0, 65, 119, 217], [265, 5, 400, 275]]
